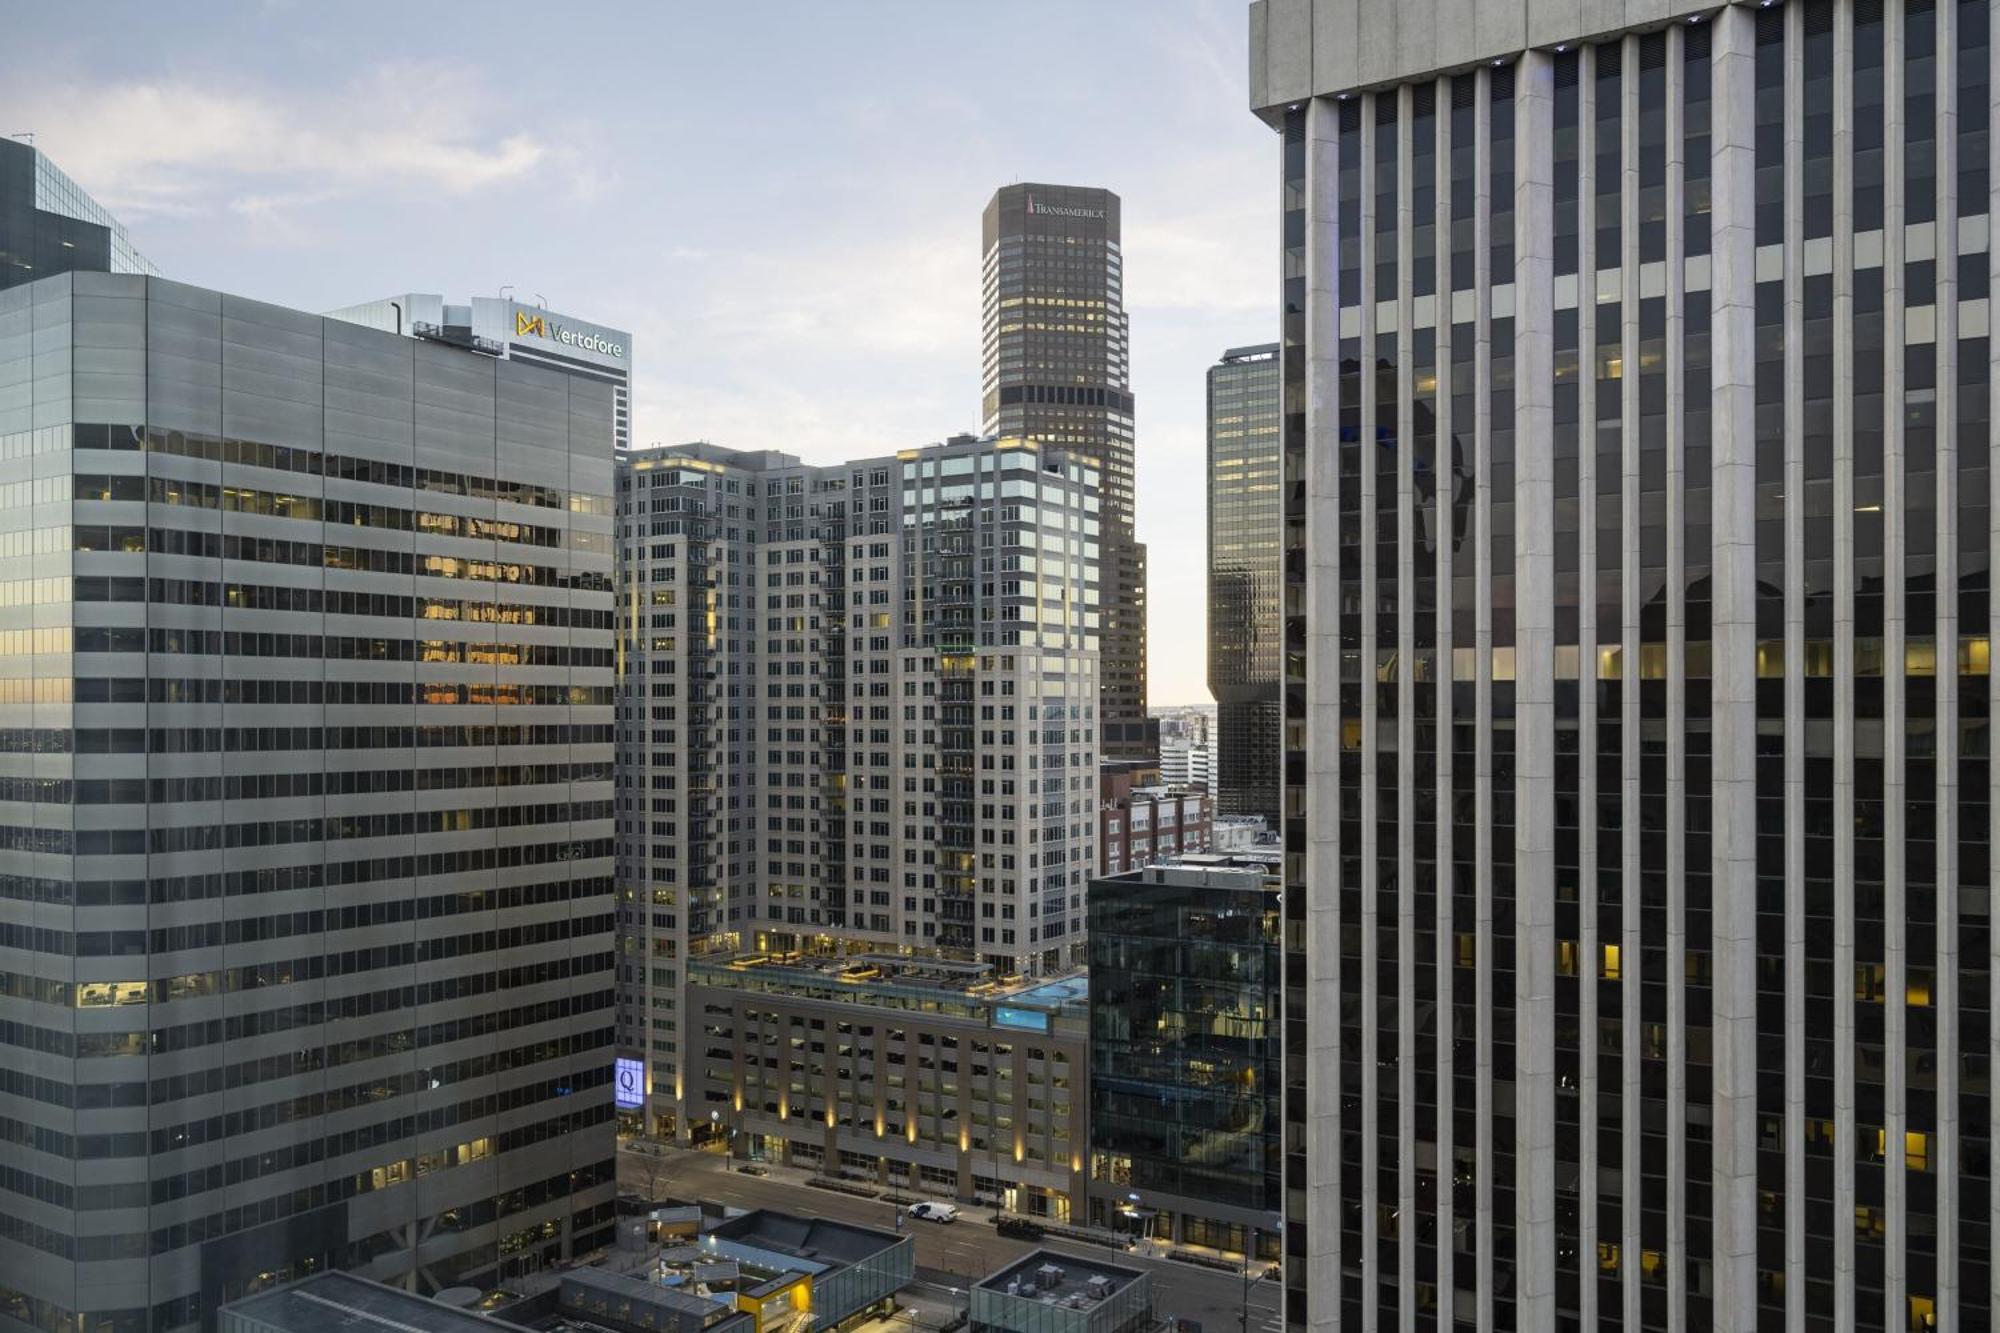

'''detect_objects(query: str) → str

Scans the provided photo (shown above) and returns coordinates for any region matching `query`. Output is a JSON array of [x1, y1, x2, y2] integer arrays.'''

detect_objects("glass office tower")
[[0, 272, 617, 1331], [0, 138, 156, 292], [1087, 864, 1282, 1257], [982, 184, 1152, 760], [1251, 0, 1993, 1327], [1207, 343, 1283, 825]]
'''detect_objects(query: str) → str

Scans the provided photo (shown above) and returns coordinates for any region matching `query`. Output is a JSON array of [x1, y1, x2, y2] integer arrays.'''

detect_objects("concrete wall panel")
[[1356, 0, 1397, 83], [1250, 1, 1271, 110], [1475, 0, 1530, 69], [1395, 0, 1435, 79], [1254, 0, 1730, 109], [1526, 0, 1591, 50], [1267, 0, 1314, 107], [1313, 0, 1360, 95], [1434, 0, 1483, 71]]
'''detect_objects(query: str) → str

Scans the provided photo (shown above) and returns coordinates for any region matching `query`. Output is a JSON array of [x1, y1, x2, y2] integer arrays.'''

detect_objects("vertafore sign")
[[515, 309, 627, 361]]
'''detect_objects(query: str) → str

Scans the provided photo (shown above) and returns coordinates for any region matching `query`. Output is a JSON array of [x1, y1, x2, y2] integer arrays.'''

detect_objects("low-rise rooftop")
[[219, 1273, 507, 1333], [559, 1268, 747, 1333], [970, 1252, 1152, 1333], [689, 1210, 914, 1332], [705, 1212, 903, 1271], [976, 1253, 1144, 1305]]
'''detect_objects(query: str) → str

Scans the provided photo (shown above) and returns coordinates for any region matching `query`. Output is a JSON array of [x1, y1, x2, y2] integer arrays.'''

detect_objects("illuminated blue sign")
[[615, 1057, 645, 1109], [994, 1006, 1049, 1033]]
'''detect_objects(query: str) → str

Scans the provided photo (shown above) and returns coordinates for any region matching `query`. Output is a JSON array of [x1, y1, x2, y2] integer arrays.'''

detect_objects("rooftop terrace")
[[689, 952, 1089, 1022]]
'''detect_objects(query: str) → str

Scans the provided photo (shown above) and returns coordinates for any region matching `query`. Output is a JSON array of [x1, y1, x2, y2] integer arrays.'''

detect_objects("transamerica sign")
[[1026, 194, 1106, 220], [515, 309, 627, 361]]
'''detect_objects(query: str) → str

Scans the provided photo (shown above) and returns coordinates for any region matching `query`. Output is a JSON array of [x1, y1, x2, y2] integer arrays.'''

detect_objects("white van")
[[906, 1201, 959, 1224]]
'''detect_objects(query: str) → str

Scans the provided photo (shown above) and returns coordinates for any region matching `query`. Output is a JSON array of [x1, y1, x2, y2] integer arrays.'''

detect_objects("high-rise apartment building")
[[982, 184, 1152, 760], [1206, 343, 1282, 826], [0, 138, 156, 291], [326, 294, 631, 453], [1252, 0, 1992, 1328], [0, 271, 618, 1331], [614, 436, 1100, 1140]]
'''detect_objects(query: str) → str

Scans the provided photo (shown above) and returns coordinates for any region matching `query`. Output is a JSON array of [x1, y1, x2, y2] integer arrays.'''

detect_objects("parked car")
[[996, 1217, 1045, 1242], [906, 1201, 960, 1224], [736, 1164, 770, 1177]]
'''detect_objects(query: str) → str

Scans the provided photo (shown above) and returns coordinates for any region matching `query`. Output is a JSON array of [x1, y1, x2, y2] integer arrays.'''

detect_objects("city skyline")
[[10, 2, 1994, 1331], [0, 0, 1273, 707]]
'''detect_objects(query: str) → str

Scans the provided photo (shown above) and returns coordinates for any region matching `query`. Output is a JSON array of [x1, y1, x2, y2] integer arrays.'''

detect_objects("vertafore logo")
[[515, 309, 626, 360]]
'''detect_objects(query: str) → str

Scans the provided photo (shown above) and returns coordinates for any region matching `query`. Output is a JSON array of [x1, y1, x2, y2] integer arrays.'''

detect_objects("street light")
[[1239, 1226, 1257, 1333]]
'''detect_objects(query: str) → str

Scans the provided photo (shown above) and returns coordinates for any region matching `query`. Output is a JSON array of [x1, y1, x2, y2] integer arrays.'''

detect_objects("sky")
[[2, 0, 1278, 706]]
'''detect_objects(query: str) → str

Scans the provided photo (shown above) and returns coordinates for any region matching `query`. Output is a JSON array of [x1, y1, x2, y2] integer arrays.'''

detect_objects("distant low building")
[[1098, 766, 1211, 875], [971, 1253, 1151, 1333], [558, 1270, 756, 1333], [683, 1212, 911, 1333], [219, 1215, 909, 1333], [1209, 814, 1272, 852], [220, 1274, 512, 1333], [1156, 738, 1213, 791]]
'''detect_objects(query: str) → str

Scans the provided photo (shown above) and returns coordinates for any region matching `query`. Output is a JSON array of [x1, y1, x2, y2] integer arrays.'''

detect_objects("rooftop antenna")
[[534, 293, 547, 309], [499, 284, 515, 301]]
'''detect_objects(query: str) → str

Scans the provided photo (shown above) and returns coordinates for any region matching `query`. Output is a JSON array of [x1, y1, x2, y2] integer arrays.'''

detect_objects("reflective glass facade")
[[1086, 866, 1282, 1252], [0, 139, 156, 293], [0, 272, 616, 1332], [1253, 0, 1996, 1327], [1208, 344, 1284, 826]]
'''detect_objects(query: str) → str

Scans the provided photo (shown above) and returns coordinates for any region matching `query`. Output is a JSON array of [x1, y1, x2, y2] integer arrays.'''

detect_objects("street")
[[618, 1143, 1285, 1333]]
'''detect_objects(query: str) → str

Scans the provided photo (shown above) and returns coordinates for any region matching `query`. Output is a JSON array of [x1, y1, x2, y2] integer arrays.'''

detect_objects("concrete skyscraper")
[[613, 435, 1100, 1142], [1253, 0, 1993, 1328], [1206, 343, 1282, 826], [982, 184, 1152, 760], [0, 271, 618, 1331]]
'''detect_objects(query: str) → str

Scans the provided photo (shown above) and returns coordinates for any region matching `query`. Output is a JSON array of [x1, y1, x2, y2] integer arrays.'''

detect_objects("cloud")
[[0, 62, 550, 228], [609, 223, 983, 459], [1125, 201, 1271, 314]]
